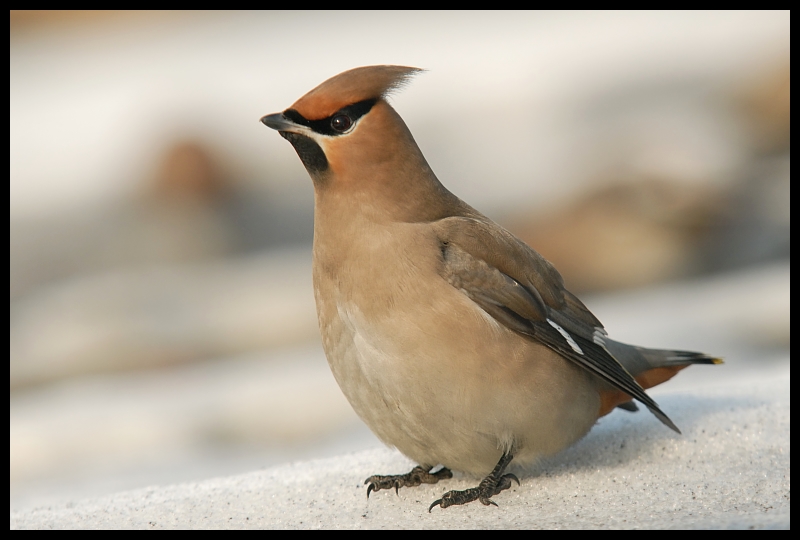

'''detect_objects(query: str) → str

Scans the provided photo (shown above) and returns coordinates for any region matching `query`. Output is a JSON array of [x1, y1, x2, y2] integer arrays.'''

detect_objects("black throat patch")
[[277, 98, 378, 177], [281, 132, 329, 175]]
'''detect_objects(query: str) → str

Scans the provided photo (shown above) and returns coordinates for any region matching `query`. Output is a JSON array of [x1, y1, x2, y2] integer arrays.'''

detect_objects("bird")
[[260, 65, 722, 511]]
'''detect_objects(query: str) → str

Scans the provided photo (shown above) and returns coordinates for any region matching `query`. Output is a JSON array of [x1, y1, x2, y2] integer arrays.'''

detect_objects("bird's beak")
[[260, 112, 300, 132]]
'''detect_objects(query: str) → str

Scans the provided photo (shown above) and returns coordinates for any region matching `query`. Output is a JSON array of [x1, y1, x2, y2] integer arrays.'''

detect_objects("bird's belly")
[[317, 283, 601, 476]]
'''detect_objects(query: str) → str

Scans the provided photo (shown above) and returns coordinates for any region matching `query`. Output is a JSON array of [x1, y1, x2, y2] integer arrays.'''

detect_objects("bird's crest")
[[290, 65, 423, 121]]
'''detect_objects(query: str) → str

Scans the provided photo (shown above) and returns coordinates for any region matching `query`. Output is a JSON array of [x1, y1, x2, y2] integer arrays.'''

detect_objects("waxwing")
[[260, 65, 721, 510]]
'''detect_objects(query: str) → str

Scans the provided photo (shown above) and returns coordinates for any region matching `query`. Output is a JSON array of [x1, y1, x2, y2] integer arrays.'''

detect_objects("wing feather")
[[433, 217, 679, 433]]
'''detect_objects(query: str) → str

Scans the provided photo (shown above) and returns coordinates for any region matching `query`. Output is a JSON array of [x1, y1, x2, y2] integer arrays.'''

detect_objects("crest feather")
[[289, 65, 423, 121]]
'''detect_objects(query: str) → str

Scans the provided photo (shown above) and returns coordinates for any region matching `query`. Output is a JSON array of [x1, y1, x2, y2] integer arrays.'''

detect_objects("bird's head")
[[265, 66, 445, 198], [261, 65, 422, 175], [261, 65, 468, 223]]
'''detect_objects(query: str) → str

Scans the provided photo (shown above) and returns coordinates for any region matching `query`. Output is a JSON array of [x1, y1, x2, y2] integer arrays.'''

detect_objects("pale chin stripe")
[[547, 318, 584, 355]]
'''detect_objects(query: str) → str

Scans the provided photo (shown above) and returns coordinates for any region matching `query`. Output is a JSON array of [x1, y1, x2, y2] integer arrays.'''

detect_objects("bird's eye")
[[331, 114, 352, 132]]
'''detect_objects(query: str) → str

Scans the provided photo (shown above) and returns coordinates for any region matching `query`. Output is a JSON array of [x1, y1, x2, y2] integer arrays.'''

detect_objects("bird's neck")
[[312, 162, 467, 227], [313, 107, 471, 224]]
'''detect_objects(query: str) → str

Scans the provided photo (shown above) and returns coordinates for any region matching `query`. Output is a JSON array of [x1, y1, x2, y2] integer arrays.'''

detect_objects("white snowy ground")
[[9, 364, 790, 529], [10, 263, 790, 529]]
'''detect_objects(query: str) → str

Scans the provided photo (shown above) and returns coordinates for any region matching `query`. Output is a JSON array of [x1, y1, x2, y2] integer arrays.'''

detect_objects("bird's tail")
[[599, 340, 723, 420], [604, 338, 722, 381], [639, 348, 724, 368], [630, 347, 723, 392]]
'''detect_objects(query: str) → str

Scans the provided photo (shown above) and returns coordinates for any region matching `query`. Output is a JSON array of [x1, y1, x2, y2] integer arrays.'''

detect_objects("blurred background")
[[10, 10, 790, 510]]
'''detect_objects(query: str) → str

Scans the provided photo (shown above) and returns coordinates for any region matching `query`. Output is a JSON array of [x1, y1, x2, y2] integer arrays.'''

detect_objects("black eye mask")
[[283, 98, 377, 137]]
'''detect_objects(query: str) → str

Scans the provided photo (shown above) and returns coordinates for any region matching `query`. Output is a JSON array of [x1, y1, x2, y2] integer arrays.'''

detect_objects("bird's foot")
[[428, 472, 519, 511], [365, 465, 453, 497], [428, 451, 518, 511]]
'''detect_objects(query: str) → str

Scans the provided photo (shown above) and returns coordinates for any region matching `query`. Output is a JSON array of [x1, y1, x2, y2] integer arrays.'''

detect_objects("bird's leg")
[[428, 451, 519, 511], [365, 465, 453, 497]]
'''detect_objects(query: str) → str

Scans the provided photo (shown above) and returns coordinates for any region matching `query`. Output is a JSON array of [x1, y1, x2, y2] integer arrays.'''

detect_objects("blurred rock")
[[10, 140, 232, 302], [736, 60, 790, 155], [688, 60, 792, 273], [10, 137, 316, 389], [10, 139, 313, 302], [10, 249, 318, 389], [147, 140, 229, 206], [506, 179, 725, 293], [698, 155, 790, 274], [504, 58, 790, 294]]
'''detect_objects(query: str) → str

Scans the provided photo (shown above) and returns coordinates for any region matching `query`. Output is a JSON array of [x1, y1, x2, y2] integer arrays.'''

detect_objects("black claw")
[[425, 451, 516, 510], [365, 465, 452, 500]]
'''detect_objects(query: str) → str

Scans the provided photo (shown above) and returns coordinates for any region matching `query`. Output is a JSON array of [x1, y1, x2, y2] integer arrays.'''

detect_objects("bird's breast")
[[309, 220, 601, 474]]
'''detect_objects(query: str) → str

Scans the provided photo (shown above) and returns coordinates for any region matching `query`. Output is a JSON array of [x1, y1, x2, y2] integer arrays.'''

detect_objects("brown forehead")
[[289, 65, 422, 120]]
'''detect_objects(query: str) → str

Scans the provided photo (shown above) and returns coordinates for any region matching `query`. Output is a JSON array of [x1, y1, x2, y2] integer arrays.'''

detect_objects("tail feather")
[[604, 338, 723, 375], [659, 350, 724, 366], [599, 340, 723, 429]]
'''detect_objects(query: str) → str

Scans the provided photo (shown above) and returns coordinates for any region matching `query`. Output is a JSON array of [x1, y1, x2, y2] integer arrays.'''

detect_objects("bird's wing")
[[432, 216, 679, 432]]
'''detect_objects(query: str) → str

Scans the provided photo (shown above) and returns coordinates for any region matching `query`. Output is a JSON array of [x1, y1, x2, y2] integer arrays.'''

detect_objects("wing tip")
[[650, 407, 681, 434]]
